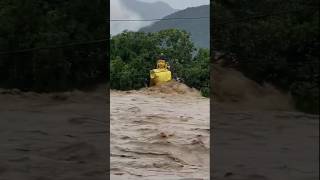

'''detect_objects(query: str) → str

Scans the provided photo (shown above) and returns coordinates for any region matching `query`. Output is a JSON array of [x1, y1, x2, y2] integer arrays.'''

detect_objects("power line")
[[1, 8, 318, 55], [214, 8, 318, 26], [0, 39, 108, 56], [109, 7, 317, 23], [109, 16, 209, 22]]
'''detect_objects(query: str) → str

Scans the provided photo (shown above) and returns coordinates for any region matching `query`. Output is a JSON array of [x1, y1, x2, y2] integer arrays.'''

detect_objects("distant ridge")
[[120, 0, 179, 20], [140, 5, 209, 48]]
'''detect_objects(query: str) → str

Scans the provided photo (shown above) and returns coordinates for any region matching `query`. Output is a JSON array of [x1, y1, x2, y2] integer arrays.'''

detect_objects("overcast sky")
[[110, 0, 209, 35], [138, 0, 209, 9]]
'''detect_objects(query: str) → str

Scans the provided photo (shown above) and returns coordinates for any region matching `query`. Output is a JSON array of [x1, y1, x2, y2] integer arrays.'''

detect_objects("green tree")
[[0, 0, 108, 92], [110, 29, 210, 96]]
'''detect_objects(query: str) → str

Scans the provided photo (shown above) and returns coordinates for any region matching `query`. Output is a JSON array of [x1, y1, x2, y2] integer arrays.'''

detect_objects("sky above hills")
[[110, 0, 209, 35], [138, 0, 209, 9]]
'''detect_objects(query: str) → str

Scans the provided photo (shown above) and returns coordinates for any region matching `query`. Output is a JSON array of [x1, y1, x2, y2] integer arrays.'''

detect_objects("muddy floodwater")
[[110, 87, 210, 180], [0, 88, 108, 180], [1, 80, 318, 180]]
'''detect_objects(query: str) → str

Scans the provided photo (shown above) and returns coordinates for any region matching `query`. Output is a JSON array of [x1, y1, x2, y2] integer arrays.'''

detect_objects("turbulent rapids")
[[110, 82, 210, 179]]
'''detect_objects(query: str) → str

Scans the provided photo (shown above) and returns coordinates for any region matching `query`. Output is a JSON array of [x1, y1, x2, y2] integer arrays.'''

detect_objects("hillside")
[[120, 0, 178, 20], [140, 5, 209, 49]]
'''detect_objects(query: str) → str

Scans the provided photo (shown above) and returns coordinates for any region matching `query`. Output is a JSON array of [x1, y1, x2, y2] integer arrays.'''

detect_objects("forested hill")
[[120, 0, 178, 19], [140, 5, 209, 49]]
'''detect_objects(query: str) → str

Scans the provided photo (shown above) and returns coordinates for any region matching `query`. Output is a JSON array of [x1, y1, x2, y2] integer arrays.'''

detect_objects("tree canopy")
[[110, 29, 210, 96], [0, 0, 108, 92]]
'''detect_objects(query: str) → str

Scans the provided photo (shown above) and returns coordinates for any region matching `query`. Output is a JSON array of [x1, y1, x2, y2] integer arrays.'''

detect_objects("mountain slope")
[[140, 5, 209, 48], [120, 0, 179, 19]]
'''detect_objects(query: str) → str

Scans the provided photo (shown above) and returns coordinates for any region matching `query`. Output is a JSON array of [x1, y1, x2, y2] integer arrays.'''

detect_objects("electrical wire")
[[0, 39, 108, 55], [0, 7, 318, 55], [214, 7, 318, 26], [109, 16, 209, 22]]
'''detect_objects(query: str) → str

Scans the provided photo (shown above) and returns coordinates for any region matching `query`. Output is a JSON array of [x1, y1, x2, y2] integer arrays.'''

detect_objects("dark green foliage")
[[181, 48, 210, 97], [110, 29, 210, 95], [0, 0, 108, 92], [213, 0, 319, 113]]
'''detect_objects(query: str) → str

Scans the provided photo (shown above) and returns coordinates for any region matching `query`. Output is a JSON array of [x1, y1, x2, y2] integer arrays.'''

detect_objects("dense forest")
[[213, 0, 319, 113], [110, 29, 210, 96], [0, 0, 108, 92]]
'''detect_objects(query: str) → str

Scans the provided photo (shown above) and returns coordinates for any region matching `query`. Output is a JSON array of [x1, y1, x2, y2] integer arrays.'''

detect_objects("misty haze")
[[110, 0, 209, 36]]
